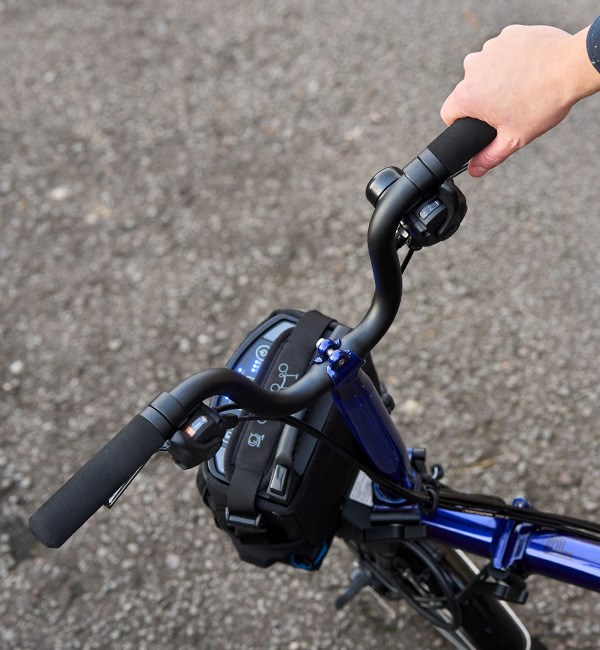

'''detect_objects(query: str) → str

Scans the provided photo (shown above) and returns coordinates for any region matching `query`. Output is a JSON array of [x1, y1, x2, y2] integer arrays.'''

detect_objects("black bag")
[[196, 309, 379, 569]]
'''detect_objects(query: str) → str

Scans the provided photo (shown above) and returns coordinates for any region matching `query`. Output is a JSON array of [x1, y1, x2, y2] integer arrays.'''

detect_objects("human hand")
[[441, 24, 600, 177]]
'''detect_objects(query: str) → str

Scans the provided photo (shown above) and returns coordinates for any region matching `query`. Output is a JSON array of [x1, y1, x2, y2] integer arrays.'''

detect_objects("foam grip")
[[29, 415, 165, 548], [426, 118, 497, 176]]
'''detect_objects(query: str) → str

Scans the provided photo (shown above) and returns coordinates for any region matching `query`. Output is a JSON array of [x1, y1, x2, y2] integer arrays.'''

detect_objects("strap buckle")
[[225, 508, 266, 532]]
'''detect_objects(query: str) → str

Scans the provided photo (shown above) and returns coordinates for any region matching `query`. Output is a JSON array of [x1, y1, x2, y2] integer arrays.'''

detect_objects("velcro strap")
[[226, 310, 332, 526]]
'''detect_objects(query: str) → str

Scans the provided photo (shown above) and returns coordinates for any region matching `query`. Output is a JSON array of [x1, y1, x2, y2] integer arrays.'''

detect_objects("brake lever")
[[105, 407, 238, 507], [451, 162, 469, 178], [105, 462, 148, 508]]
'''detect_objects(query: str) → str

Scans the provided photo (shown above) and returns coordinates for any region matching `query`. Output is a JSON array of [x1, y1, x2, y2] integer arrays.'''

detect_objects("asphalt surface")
[[2, 1, 600, 648]]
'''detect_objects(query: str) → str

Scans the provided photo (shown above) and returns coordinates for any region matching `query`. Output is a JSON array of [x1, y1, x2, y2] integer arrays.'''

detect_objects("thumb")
[[468, 132, 520, 177]]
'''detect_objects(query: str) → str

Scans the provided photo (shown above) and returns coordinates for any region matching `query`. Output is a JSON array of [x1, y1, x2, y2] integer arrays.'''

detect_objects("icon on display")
[[270, 363, 299, 391]]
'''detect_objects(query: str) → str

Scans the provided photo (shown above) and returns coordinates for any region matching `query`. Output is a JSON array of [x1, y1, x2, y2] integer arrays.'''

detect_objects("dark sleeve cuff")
[[587, 16, 600, 73]]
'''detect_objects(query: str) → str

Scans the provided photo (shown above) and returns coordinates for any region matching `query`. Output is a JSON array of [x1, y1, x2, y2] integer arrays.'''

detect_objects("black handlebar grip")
[[425, 118, 497, 177], [29, 415, 166, 548]]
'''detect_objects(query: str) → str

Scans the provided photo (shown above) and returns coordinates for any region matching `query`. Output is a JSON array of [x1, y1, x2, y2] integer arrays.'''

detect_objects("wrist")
[[563, 27, 600, 103]]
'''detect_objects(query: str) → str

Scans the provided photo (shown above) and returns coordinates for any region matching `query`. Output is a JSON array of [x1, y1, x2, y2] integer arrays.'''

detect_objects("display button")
[[268, 464, 288, 495], [419, 199, 440, 220]]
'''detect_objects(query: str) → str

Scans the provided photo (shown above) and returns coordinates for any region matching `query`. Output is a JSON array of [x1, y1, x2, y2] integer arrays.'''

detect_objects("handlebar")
[[29, 117, 497, 547], [29, 415, 167, 547], [426, 117, 496, 177]]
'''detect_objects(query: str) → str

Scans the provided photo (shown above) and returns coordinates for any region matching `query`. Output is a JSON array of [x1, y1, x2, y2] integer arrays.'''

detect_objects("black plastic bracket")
[[460, 562, 529, 605], [364, 523, 427, 542]]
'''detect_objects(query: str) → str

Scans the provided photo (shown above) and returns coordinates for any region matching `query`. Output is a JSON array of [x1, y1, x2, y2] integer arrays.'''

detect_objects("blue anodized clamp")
[[491, 498, 534, 571]]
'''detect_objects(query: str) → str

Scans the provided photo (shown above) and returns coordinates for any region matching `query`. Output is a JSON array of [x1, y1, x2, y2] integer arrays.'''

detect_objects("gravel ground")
[[2, 1, 600, 648]]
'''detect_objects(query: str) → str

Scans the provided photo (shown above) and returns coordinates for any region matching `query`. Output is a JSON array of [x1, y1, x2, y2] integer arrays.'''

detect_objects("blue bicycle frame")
[[323, 341, 600, 593]]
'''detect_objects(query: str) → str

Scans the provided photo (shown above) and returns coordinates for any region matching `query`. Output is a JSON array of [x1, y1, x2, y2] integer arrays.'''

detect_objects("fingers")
[[467, 133, 521, 177], [440, 52, 482, 126], [440, 75, 480, 126], [440, 85, 464, 126], [439, 94, 456, 126]]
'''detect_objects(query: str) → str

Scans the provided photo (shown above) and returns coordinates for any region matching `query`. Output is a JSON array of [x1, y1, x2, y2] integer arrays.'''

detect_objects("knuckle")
[[500, 134, 523, 155], [463, 52, 478, 70], [478, 135, 521, 168], [440, 105, 453, 125], [440, 81, 470, 124], [452, 80, 472, 102], [479, 151, 502, 167]]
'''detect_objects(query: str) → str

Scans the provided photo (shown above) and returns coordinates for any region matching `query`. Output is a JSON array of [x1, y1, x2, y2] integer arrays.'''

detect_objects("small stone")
[[306, 79, 319, 94], [178, 338, 191, 353], [398, 398, 424, 418], [1, 628, 16, 644], [343, 126, 363, 142], [9, 360, 24, 375], [165, 553, 180, 570], [582, 497, 597, 513], [107, 339, 123, 351], [558, 471, 576, 487], [49, 186, 70, 201]]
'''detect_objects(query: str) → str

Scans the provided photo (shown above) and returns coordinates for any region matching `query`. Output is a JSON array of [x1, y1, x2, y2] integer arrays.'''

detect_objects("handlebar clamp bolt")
[[313, 337, 342, 364], [328, 349, 347, 370]]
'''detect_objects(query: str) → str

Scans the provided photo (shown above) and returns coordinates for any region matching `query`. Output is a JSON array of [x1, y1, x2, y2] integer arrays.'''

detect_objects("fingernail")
[[470, 165, 487, 177]]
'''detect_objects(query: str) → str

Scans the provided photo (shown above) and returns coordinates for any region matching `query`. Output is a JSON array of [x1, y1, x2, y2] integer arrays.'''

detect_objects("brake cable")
[[227, 409, 600, 543]]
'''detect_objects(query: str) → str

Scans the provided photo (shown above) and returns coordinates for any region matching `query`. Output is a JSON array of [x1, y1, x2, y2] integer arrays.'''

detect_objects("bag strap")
[[226, 310, 333, 533]]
